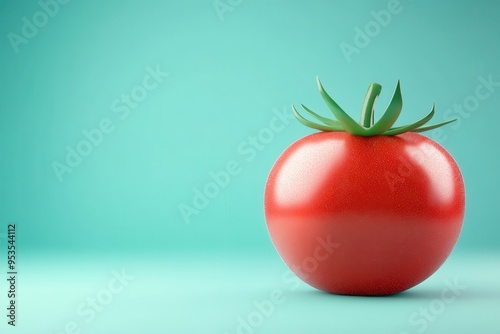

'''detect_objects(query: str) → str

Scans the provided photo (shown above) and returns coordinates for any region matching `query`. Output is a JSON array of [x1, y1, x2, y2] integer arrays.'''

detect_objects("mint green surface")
[[1, 0, 499, 333], [14, 253, 500, 334]]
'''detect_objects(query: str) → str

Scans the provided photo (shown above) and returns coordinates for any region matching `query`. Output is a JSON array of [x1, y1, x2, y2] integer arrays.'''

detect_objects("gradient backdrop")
[[1, 0, 499, 333]]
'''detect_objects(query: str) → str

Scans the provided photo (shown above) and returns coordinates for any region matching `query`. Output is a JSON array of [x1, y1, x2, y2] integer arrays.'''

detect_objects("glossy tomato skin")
[[264, 132, 465, 295]]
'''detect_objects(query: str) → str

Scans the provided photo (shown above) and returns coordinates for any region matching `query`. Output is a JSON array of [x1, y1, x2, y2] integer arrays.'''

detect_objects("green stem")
[[360, 83, 382, 128], [293, 78, 456, 136]]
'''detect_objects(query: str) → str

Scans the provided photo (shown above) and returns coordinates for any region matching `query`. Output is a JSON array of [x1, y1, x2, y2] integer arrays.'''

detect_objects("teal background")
[[0, 0, 499, 333]]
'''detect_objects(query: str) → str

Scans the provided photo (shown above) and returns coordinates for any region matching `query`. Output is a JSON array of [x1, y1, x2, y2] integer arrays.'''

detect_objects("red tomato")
[[264, 131, 465, 295]]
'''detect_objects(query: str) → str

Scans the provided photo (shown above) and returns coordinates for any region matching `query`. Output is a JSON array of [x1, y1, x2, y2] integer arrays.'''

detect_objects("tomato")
[[264, 78, 465, 295]]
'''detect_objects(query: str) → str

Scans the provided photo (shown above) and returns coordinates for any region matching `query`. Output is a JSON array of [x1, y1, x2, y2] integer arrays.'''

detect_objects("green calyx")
[[292, 77, 456, 136]]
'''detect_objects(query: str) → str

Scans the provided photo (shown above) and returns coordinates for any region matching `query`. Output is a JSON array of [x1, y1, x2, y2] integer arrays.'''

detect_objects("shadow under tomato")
[[297, 286, 500, 301]]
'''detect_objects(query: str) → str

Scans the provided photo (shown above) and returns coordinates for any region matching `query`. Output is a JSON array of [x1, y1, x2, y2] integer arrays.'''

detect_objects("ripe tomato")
[[264, 78, 465, 295]]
